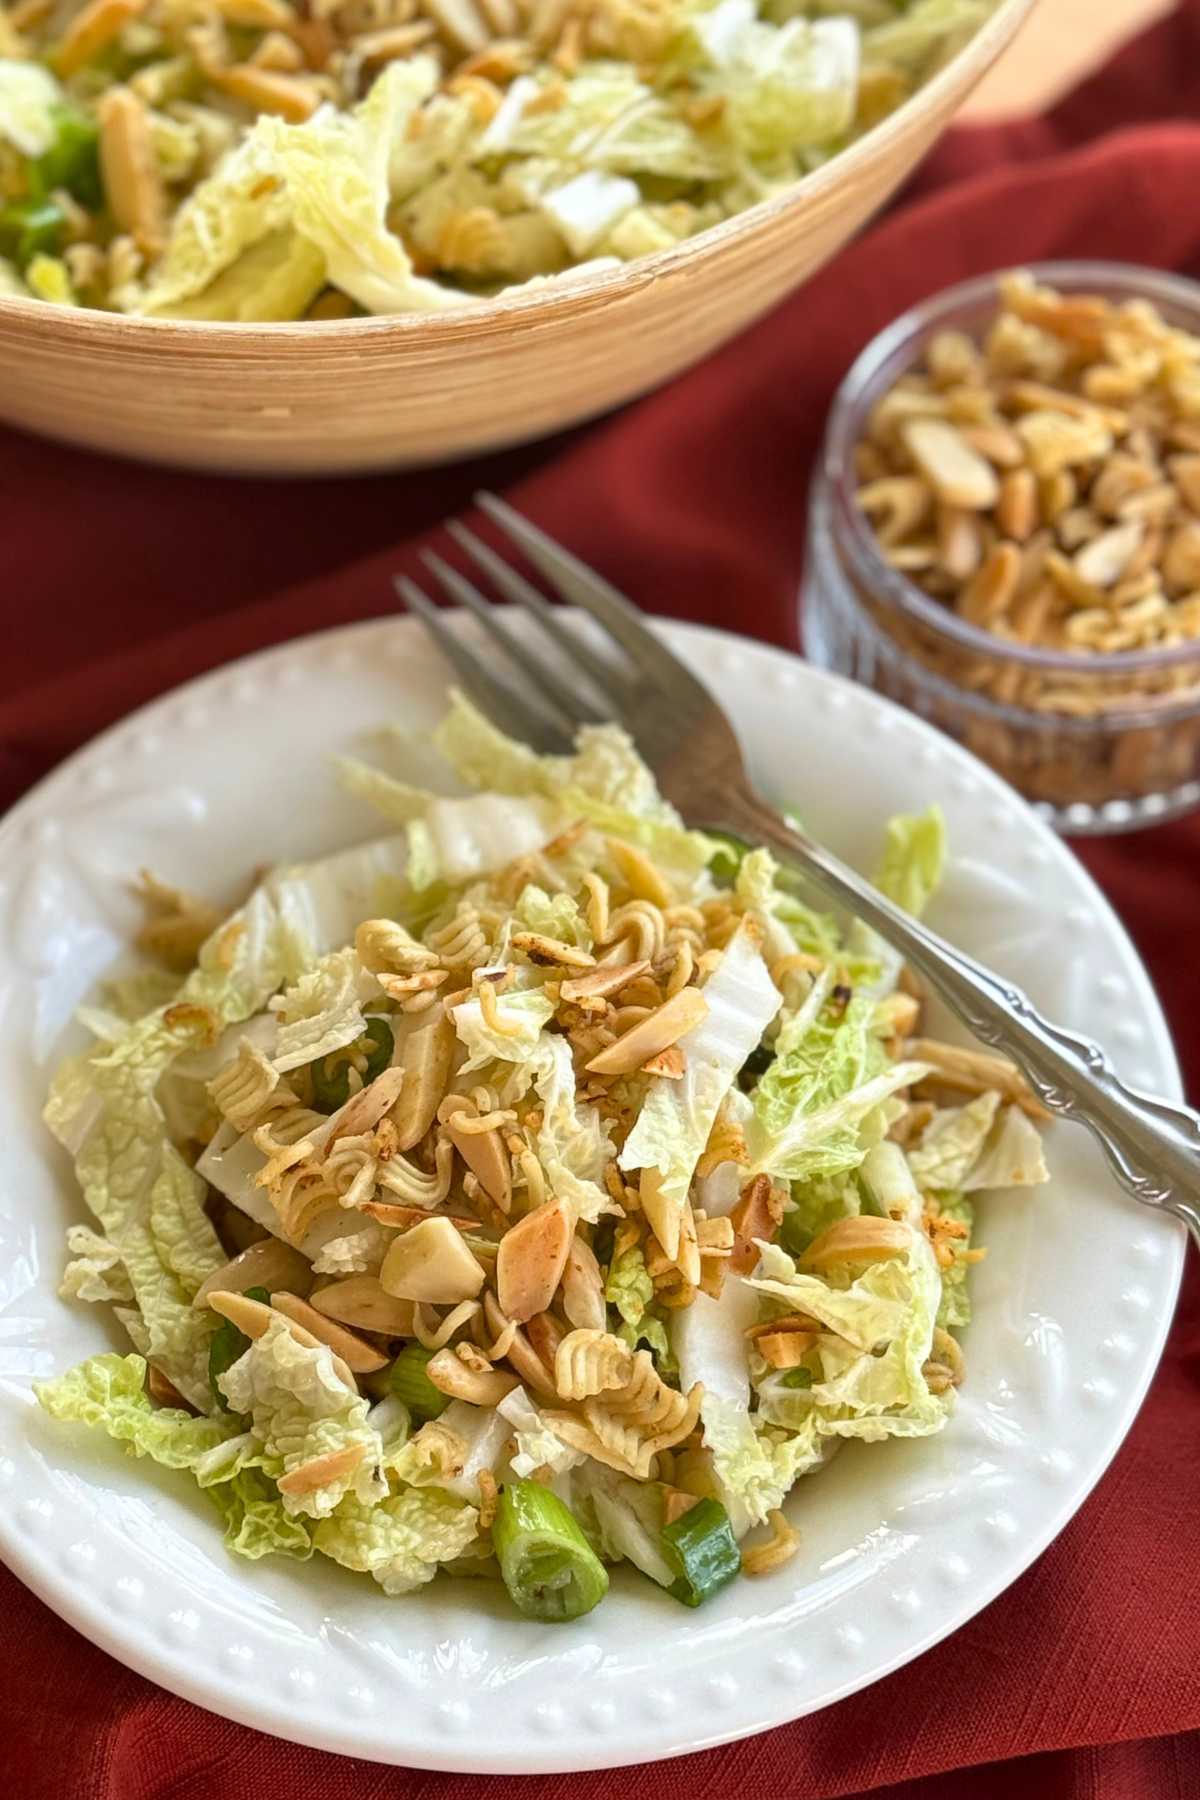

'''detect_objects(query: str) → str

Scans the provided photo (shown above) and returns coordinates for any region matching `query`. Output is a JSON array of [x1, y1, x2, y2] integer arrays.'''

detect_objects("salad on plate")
[[0, 0, 997, 316], [35, 693, 1049, 1620]]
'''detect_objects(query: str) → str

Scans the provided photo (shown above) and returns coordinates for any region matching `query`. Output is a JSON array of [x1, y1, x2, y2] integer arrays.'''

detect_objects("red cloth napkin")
[[5, 6, 1200, 1796]]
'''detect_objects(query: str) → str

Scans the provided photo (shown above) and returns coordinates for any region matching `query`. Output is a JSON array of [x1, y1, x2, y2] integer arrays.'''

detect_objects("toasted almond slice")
[[421, 0, 489, 50], [856, 475, 932, 546], [353, 19, 438, 60], [585, 987, 708, 1076], [438, 1094, 512, 1210], [799, 1216, 913, 1272], [1073, 521, 1143, 589], [277, 1441, 366, 1498], [146, 1364, 191, 1409], [393, 1012, 456, 1151], [328, 1065, 407, 1145], [496, 1197, 572, 1323], [55, 0, 145, 76], [745, 1311, 822, 1340], [379, 1217, 485, 1304], [510, 930, 595, 969], [96, 87, 165, 259], [1017, 409, 1114, 478], [194, 1238, 313, 1307], [902, 419, 1000, 510], [269, 1291, 388, 1373], [605, 838, 673, 908], [561, 1238, 606, 1331], [358, 1200, 481, 1232], [755, 1330, 818, 1369], [1169, 453, 1200, 514], [641, 1044, 685, 1079], [205, 1290, 356, 1389], [728, 1173, 785, 1274], [309, 1276, 415, 1336], [209, 63, 321, 120], [426, 1345, 518, 1406], [959, 542, 1021, 624], [957, 422, 1025, 468], [525, 1309, 567, 1371], [216, 0, 294, 25], [484, 1291, 556, 1398], [560, 960, 651, 1003], [905, 1037, 1049, 1117], [936, 507, 982, 583]]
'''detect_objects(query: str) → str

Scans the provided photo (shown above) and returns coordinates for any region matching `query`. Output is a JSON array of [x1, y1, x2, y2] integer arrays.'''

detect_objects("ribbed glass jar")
[[802, 262, 1200, 834]]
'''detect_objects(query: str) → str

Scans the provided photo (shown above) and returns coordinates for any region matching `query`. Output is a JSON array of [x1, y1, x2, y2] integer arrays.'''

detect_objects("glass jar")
[[802, 261, 1200, 834]]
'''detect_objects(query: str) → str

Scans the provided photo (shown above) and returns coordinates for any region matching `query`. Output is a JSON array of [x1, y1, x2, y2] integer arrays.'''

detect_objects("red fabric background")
[[5, 5, 1200, 1795]]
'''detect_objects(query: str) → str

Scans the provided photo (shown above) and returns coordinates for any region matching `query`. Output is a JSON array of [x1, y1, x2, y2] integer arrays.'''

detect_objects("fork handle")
[[717, 790, 1200, 1248]]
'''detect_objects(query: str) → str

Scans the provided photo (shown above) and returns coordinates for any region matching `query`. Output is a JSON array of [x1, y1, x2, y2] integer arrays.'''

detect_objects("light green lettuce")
[[873, 805, 947, 917], [497, 1385, 587, 1480], [863, 0, 996, 75], [218, 1314, 385, 1518], [43, 877, 313, 1406], [749, 1233, 946, 1442], [699, 1393, 824, 1535], [0, 57, 62, 156], [433, 691, 714, 888], [748, 988, 927, 1184], [934, 1193, 975, 1331], [906, 1091, 999, 1191], [452, 988, 556, 1074], [258, 59, 474, 317], [619, 922, 779, 1255], [686, 9, 860, 165], [512, 883, 592, 947], [271, 946, 376, 1073], [34, 1353, 240, 1467], [207, 1467, 316, 1561], [605, 1244, 673, 1367], [314, 1487, 479, 1594], [59, 1225, 133, 1306]]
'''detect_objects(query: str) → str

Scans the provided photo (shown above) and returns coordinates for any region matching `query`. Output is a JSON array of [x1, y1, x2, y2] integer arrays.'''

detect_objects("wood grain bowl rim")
[[0, 0, 1032, 349]]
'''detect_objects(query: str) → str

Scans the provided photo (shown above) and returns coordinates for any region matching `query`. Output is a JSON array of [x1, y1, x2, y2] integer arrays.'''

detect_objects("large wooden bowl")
[[0, 0, 1032, 475]]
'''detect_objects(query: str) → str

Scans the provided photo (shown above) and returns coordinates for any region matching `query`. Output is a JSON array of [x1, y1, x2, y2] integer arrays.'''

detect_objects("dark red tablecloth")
[[5, 6, 1200, 1796]]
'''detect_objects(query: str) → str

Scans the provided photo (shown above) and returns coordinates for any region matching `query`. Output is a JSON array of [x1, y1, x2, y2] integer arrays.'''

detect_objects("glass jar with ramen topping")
[[802, 262, 1200, 833]]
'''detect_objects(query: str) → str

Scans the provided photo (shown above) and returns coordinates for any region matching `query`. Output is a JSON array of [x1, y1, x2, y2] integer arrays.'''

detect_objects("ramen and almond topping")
[[855, 271, 1200, 669]]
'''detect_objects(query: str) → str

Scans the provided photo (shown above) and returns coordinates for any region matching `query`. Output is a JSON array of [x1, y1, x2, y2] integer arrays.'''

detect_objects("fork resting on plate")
[[399, 492, 1200, 1249]]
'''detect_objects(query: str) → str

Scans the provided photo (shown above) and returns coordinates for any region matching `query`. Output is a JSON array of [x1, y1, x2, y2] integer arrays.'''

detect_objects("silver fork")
[[400, 491, 1200, 1248]]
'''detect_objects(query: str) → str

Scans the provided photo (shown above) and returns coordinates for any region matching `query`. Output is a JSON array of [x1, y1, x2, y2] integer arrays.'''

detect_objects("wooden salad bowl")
[[0, 0, 1033, 475]]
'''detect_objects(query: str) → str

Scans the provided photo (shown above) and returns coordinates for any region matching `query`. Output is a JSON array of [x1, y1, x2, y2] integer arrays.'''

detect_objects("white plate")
[[0, 616, 1184, 1772]]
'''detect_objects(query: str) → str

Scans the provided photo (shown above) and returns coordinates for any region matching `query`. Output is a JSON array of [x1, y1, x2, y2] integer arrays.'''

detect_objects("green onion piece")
[[780, 1366, 814, 1390], [361, 1016, 394, 1083], [387, 1343, 449, 1421], [661, 1497, 741, 1608], [0, 199, 65, 270], [493, 1480, 609, 1623], [208, 1285, 270, 1411], [310, 1018, 394, 1111], [31, 105, 102, 208]]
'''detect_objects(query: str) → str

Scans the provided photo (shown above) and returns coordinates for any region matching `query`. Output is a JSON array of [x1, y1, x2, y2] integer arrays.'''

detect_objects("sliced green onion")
[[387, 1343, 449, 1421], [779, 1366, 814, 1390], [361, 1016, 394, 1082], [0, 199, 65, 270], [493, 1480, 609, 1623], [31, 105, 102, 208], [208, 1284, 270, 1410], [661, 1497, 741, 1608], [310, 1017, 394, 1111]]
